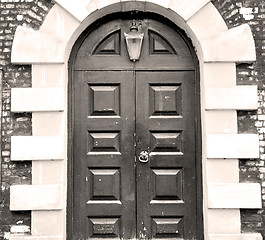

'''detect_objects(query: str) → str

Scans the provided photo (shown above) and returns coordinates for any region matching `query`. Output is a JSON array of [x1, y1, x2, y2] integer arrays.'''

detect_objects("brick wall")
[[0, 0, 53, 239], [0, 0, 264, 239]]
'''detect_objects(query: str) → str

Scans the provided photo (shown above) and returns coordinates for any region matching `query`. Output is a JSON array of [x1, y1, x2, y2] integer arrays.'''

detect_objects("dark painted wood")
[[93, 30, 121, 55], [69, 13, 202, 240], [149, 30, 176, 54], [74, 18, 194, 71], [74, 19, 132, 70], [136, 71, 197, 239], [135, 19, 194, 70], [72, 71, 136, 240]]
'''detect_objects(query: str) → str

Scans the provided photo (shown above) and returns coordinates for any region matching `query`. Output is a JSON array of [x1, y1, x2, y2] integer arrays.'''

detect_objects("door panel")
[[136, 71, 196, 239], [73, 71, 136, 240]]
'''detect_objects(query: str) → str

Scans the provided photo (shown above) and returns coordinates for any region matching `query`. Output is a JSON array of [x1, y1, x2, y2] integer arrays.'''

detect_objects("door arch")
[[68, 13, 202, 240]]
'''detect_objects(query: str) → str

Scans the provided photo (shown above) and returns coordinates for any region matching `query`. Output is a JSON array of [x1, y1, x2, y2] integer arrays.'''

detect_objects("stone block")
[[32, 64, 65, 87], [11, 136, 64, 161], [32, 211, 64, 236], [40, 4, 79, 41], [55, 0, 120, 22], [54, 0, 90, 22], [205, 111, 237, 134], [207, 209, 240, 234], [208, 233, 263, 240], [203, 63, 236, 88], [201, 24, 256, 62], [145, 0, 171, 8], [10, 185, 63, 211], [205, 86, 258, 110], [32, 161, 64, 185], [206, 159, 239, 183], [32, 112, 64, 136], [11, 88, 65, 112], [207, 134, 259, 159], [168, 0, 210, 21], [96, 0, 120, 9], [188, 2, 227, 40], [11, 26, 65, 64], [208, 183, 262, 209]]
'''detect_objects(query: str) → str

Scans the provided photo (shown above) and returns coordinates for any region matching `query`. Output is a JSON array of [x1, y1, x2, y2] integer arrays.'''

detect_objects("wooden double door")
[[70, 16, 201, 240]]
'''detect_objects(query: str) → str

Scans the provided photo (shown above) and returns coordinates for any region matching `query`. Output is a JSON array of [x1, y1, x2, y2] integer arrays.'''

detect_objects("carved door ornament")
[[124, 20, 144, 62]]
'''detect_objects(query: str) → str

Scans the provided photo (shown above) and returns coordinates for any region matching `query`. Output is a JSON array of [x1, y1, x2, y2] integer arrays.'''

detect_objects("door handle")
[[139, 151, 149, 163]]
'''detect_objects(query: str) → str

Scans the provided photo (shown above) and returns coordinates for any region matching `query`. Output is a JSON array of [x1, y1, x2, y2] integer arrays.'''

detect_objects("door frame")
[[67, 11, 203, 240]]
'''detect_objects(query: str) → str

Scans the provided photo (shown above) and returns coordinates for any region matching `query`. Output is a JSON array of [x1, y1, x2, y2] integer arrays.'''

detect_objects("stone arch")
[[10, 1, 262, 240]]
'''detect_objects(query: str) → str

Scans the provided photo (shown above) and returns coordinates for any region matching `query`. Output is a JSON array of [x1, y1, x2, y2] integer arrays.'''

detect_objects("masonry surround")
[[9, 1, 262, 240]]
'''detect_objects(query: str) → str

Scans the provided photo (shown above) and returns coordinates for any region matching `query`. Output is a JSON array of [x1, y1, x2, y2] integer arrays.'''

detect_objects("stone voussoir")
[[201, 23, 256, 62], [187, 2, 228, 40], [11, 26, 65, 64]]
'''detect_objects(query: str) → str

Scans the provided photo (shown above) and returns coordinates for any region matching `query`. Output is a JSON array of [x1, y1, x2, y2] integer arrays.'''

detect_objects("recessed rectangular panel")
[[151, 169, 183, 201], [88, 132, 120, 154], [88, 169, 120, 201], [151, 132, 183, 154], [88, 217, 120, 238], [150, 85, 182, 116], [151, 217, 184, 238], [88, 84, 120, 116]]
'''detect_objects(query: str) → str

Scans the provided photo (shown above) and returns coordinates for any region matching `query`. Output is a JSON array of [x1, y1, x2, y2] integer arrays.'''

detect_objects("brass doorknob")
[[139, 151, 149, 163]]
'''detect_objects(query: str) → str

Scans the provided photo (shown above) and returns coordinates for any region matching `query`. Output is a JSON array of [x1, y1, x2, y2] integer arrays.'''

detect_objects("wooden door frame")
[[67, 9, 203, 240]]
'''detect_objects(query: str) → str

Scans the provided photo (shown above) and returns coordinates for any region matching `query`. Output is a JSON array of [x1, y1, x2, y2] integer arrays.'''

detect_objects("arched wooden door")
[[69, 14, 202, 240]]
